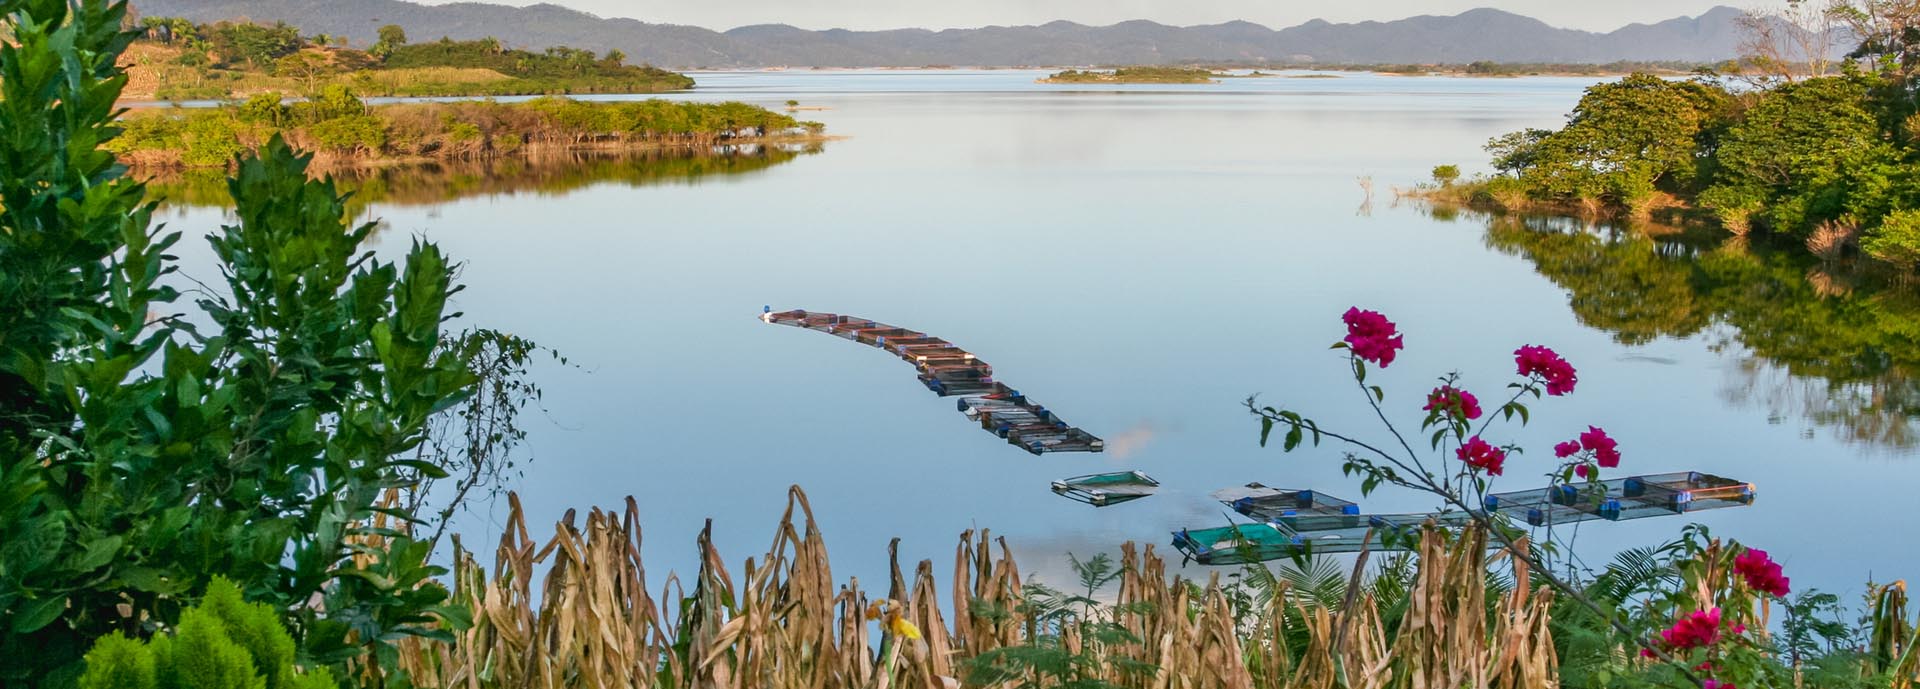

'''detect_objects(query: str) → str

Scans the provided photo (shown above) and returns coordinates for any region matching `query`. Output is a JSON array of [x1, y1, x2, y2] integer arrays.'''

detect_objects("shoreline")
[[682, 65, 1683, 78], [119, 133, 840, 171], [1398, 183, 1703, 226]]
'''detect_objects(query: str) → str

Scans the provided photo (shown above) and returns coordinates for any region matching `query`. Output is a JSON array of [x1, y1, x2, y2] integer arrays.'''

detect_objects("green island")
[[126, 16, 692, 100], [1417, 64, 1920, 267], [1040, 66, 1219, 83], [113, 89, 825, 168]]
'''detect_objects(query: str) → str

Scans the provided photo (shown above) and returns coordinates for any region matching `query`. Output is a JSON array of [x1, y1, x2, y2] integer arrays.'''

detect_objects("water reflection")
[[1466, 210, 1920, 451], [140, 143, 825, 216]]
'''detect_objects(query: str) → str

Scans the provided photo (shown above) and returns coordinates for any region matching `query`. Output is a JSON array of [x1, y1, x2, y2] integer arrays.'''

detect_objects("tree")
[[1431, 164, 1461, 186], [377, 23, 407, 48], [274, 51, 333, 93], [1706, 76, 1895, 234], [603, 47, 626, 67], [1735, 1, 1840, 85], [1830, 0, 1920, 85], [1863, 209, 1920, 266], [208, 20, 300, 66], [1514, 74, 1730, 210]]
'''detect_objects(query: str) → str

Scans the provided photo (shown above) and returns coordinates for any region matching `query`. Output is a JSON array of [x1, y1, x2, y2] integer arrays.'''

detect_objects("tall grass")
[[390, 487, 1562, 688]]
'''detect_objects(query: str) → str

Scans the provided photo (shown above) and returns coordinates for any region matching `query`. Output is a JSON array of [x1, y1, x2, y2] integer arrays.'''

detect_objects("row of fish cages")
[[1171, 472, 1756, 565], [762, 308, 1104, 455]]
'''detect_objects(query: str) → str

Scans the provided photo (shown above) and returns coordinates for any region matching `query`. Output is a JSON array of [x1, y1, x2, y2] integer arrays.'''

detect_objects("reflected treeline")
[[141, 143, 823, 217], [1476, 212, 1920, 452]]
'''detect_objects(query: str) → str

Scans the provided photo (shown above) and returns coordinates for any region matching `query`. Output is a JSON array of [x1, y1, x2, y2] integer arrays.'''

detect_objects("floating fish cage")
[[1175, 512, 1486, 564], [1175, 471, 1758, 565], [1052, 471, 1160, 507], [1483, 471, 1756, 527], [960, 388, 1103, 455], [1212, 483, 1360, 521], [762, 308, 1103, 455], [1171, 524, 1305, 565]]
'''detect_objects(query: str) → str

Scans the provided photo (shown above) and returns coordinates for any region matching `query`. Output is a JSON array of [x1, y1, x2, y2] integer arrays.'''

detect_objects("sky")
[[424, 0, 1740, 32]]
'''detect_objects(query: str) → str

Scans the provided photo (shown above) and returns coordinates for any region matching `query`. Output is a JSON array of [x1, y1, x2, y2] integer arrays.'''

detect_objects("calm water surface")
[[160, 70, 1920, 597]]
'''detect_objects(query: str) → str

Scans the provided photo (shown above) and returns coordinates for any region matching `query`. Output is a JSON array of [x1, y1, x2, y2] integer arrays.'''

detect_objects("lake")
[[156, 69, 1920, 598]]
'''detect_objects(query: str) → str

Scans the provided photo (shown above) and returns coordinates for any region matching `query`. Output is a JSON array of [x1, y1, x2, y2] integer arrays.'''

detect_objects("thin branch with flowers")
[[1246, 307, 1797, 689]]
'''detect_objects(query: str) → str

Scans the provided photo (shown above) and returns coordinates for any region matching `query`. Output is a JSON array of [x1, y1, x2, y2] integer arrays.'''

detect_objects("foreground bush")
[[79, 578, 337, 689], [0, 0, 521, 682]]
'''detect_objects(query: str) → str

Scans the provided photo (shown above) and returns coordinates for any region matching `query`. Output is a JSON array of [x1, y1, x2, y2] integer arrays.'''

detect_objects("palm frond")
[[1275, 556, 1349, 609]]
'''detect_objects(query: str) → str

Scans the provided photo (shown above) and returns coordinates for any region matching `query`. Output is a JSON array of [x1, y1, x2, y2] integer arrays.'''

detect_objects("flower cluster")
[[1579, 426, 1621, 467], [1423, 385, 1483, 421], [1703, 680, 1737, 689], [1553, 426, 1621, 478], [1456, 436, 1506, 476], [1642, 608, 1726, 658], [1342, 307, 1405, 368], [1733, 548, 1791, 597], [1514, 344, 1578, 396]]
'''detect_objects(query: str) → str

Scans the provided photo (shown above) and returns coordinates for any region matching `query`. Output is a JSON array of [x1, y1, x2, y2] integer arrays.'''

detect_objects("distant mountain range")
[[132, 0, 1760, 69]]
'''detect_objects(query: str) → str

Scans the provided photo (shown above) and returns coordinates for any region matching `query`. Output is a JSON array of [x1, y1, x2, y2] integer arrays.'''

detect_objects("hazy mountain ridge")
[[132, 0, 1757, 68]]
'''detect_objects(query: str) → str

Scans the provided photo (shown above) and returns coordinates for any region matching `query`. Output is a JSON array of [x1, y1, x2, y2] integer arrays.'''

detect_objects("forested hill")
[[133, 0, 1757, 69]]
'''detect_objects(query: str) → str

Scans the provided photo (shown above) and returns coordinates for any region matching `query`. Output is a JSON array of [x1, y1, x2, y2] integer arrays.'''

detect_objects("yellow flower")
[[888, 614, 922, 640]]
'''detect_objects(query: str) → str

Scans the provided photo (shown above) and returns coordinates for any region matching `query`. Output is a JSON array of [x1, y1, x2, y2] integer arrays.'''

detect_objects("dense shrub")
[[1471, 65, 1920, 265], [305, 115, 386, 153], [78, 578, 337, 689], [1864, 209, 1920, 267], [1706, 76, 1896, 234]]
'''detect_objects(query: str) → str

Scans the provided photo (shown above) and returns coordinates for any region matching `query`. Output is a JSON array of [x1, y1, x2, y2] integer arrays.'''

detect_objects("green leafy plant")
[[964, 552, 1158, 689], [77, 577, 338, 689], [0, 1, 483, 682]]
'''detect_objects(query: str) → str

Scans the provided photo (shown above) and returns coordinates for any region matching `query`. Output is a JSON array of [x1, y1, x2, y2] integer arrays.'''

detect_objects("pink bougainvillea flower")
[[1579, 426, 1621, 468], [1423, 385, 1483, 421], [1514, 344, 1578, 396], [1657, 608, 1723, 652], [1703, 680, 1736, 689], [1342, 307, 1405, 368], [1456, 436, 1506, 476], [1574, 464, 1590, 479], [1733, 548, 1792, 597], [1554, 440, 1581, 458]]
